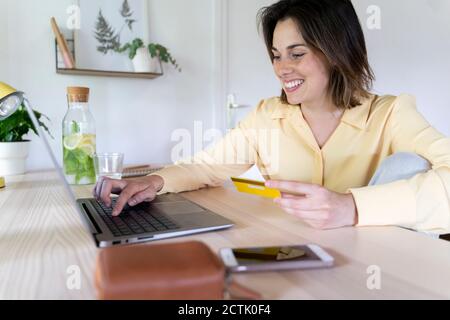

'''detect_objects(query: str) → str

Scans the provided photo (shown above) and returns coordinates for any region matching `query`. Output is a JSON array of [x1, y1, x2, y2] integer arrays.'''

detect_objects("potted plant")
[[117, 38, 181, 73], [0, 104, 52, 175]]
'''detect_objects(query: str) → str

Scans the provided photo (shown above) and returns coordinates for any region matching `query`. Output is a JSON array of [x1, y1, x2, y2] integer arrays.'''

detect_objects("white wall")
[[0, 1, 9, 80], [352, 0, 450, 136], [1, 0, 214, 170]]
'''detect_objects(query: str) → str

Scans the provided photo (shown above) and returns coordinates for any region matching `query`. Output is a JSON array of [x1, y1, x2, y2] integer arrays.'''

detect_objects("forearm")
[[150, 163, 252, 194], [350, 167, 450, 233]]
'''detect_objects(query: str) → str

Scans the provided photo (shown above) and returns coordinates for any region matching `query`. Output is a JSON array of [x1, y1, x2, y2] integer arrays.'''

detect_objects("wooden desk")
[[1, 170, 450, 299]]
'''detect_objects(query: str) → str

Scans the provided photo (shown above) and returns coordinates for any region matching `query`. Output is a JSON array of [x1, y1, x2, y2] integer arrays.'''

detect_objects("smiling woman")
[[94, 0, 450, 236], [259, 0, 374, 110]]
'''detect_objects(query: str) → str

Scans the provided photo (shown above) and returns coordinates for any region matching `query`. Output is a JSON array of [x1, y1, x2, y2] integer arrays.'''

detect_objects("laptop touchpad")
[[153, 201, 206, 214]]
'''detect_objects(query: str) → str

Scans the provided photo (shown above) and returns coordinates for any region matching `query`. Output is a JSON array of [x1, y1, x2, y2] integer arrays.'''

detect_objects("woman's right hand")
[[93, 175, 165, 216]]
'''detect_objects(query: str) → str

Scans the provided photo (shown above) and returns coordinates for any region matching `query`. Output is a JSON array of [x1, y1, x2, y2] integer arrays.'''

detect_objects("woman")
[[94, 0, 450, 234]]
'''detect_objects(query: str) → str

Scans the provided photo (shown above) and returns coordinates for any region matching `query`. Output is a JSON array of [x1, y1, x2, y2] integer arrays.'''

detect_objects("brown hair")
[[258, 0, 375, 108]]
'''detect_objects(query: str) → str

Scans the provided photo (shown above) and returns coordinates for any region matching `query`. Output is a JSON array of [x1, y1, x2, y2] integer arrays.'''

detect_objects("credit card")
[[230, 177, 281, 199]]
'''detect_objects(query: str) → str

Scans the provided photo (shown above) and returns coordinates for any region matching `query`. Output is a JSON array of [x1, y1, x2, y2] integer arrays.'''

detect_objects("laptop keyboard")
[[90, 198, 179, 237]]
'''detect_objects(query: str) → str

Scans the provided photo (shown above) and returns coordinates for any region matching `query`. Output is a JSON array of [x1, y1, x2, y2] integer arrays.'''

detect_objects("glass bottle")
[[62, 87, 96, 185]]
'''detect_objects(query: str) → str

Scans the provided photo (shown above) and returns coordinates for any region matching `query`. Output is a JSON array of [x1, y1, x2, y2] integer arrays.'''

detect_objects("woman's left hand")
[[265, 180, 358, 230]]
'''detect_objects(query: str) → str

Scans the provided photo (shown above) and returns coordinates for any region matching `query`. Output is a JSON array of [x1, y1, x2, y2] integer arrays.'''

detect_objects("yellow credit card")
[[231, 177, 281, 199]]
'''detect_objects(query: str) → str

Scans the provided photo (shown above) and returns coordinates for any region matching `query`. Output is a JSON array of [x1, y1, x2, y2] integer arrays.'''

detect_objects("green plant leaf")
[[70, 121, 80, 135], [148, 44, 157, 58], [117, 43, 130, 53], [146, 43, 181, 72], [0, 104, 52, 142], [117, 38, 144, 59], [132, 38, 144, 48], [63, 147, 96, 183]]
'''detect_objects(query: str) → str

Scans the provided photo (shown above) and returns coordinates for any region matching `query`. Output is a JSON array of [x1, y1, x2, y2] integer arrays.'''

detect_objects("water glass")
[[94, 153, 124, 181]]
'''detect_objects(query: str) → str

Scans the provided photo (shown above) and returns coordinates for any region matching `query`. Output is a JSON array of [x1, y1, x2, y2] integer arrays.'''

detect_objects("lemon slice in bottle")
[[79, 143, 95, 156], [78, 135, 95, 156], [63, 134, 83, 150], [80, 134, 95, 147]]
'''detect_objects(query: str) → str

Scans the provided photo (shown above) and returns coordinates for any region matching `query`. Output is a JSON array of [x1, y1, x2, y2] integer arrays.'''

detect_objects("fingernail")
[[129, 200, 136, 206]]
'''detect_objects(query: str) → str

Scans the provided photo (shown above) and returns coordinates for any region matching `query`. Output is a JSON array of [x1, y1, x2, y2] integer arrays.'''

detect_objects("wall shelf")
[[55, 39, 164, 79], [56, 67, 163, 79]]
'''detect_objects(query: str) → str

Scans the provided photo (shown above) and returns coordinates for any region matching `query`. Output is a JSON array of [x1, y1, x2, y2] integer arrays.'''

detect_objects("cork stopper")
[[67, 87, 90, 103]]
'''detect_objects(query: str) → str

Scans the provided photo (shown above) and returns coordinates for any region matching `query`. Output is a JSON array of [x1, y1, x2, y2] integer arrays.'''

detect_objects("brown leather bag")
[[95, 240, 260, 300]]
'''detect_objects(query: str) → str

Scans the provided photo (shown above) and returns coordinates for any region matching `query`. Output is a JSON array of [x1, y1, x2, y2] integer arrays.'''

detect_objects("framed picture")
[[74, 0, 149, 72]]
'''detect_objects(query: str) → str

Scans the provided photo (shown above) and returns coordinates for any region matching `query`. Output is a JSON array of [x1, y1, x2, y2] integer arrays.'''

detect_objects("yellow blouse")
[[151, 94, 450, 234]]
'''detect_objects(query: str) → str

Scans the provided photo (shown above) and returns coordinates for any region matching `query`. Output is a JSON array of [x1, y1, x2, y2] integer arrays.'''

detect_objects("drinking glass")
[[93, 153, 124, 181]]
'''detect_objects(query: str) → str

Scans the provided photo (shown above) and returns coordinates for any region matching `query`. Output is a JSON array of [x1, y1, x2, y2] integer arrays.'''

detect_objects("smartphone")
[[220, 244, 334, 273]]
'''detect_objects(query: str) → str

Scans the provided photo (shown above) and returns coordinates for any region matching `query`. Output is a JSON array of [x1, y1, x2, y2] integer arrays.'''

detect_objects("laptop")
[[27, 105, 234, 248]]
